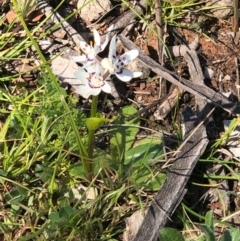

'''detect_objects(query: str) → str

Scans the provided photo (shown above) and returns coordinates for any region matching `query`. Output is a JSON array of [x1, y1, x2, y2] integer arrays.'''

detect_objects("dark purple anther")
[[116, 69, 123, 74]]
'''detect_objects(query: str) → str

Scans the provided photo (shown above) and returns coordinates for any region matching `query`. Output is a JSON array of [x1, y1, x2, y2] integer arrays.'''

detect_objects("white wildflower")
[[71, 25, 114, 66], [74, 63, 111, 97], [101, 35, 142, 82]]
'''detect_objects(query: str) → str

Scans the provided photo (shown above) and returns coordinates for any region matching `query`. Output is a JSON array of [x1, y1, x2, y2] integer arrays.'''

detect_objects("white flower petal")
[[75, 85, 92, 96], [115, 69, 135, 82], [86, 49, 96, 61], [101, 82, 111, 93], [107, 24, 114, 33], [115, 69, 141, 82], [99, 34, 109, 54], [118, 50, 139, 66], [71, 55, 88, 62], [109, 35, 117, 63], [131, 71, 142, 78], [75, 85, 101, 97], [101, 58, 115, 73], [93, 29, 100, 46], [74, 68, 88, 84], [82, 60, 95, 68], [79, 41, 91, 54], [89, 88, 101, 96], [85, 64, 98, 74]]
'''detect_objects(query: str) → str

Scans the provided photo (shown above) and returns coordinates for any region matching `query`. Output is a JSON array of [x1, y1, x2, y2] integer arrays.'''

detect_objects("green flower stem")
[[91, 95, 98, 118], [86, 95, 98, 180]]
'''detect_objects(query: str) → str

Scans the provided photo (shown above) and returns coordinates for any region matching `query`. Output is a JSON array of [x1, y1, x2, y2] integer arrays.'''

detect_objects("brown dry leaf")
[[6, 0, 39, 23], [26, 9, 44, 23], [6, 10, 17, 23]]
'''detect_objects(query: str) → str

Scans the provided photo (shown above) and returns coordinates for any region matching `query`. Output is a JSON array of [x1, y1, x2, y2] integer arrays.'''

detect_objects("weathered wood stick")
[[132, 106, 209, 241]]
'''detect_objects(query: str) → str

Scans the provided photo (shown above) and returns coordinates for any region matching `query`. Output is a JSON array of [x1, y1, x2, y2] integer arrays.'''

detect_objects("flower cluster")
[[71, 26, 142, 97]]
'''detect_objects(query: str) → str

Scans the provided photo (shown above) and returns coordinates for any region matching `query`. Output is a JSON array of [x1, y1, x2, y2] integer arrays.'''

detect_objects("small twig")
[[233, 0, 239, 33], [233, 0, 239, 45], [235, 57, 240, 99], [155, 0, 167, 98], [155, 0, 163, 64]]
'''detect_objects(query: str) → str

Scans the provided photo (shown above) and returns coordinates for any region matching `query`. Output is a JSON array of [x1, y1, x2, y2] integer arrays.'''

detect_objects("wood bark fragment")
[[154, 87, 183, 120], [131, 106, 209, 241]]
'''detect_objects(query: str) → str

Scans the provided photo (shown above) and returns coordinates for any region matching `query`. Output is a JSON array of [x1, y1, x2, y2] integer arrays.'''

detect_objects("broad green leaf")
[[110, 105, 140, 152], [4, 189, 25, 205], [35, 164, 53, 182], [205, 210, 213, 229], [221, 228, 240, 241], [0, 169, 7, 176], [159, 227, 184, 241], [201, 225, 215, 241], [125, 140, 163, 166], [69, 163, 87, 180], [16, 185, 28, 196], [59, 206, 75, 219], [49, 212, 61, 223], [11, 204, 20, 212]]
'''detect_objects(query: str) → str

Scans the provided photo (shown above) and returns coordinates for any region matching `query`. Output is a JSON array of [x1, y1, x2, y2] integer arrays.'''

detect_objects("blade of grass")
[[11, 0, 88, 170]]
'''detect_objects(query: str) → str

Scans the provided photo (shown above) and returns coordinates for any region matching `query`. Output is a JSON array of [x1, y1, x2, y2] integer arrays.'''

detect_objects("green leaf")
[[59, 206, 75, 219], [201, 225, 215, 241], [49, 212, 61, 223], [125, 139, 163, 165], [220, 228, 240, 241], [69, 163, 87, 180], [0, 169, 7, 177], [205, 210, 213, 229], [159, 227, 184, 241], [16, 185, 28, 196], [110, 105, 140, 152], [11, 204, 20, 212], [35, 164, 53, 182], [4, 189, 25, 205], [86, 117, 109, 130]]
